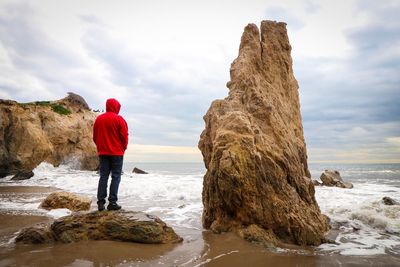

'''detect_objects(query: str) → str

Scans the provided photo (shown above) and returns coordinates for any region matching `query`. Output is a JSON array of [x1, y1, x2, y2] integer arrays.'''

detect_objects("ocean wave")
[[315, 184, 400, 255], [2, 162, 400, 256]]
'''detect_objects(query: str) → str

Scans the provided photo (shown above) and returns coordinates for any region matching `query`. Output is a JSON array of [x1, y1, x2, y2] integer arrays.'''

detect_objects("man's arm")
[[119, 117, 129, 150]]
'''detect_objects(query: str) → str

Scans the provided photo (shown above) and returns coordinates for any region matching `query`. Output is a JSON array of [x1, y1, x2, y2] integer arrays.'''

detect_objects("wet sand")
[[0, 186, 58, 194], [0, 186, 399, 267]]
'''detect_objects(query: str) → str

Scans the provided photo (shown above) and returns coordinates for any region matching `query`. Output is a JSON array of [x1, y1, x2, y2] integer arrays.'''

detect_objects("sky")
[[0, 0, 399, 163]]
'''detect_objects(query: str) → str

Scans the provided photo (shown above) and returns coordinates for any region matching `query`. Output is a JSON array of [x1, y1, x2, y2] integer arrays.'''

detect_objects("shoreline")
[[1, 185, 399, 266]]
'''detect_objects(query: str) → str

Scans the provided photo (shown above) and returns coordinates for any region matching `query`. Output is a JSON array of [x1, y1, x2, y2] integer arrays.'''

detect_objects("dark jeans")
[[97, 155, 123, 206]]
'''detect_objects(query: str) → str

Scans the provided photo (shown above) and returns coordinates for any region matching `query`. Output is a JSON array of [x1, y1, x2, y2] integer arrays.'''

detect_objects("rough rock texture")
[[237, 224, 278, 248], [16, 211, 182, 244], [132, 167, 148, 174], [15, 224, 54, 244], [40, 191, 92, 211], [198, 21, 329, 246], [320, 170, 353, 189], [0, 93, 98, 177]]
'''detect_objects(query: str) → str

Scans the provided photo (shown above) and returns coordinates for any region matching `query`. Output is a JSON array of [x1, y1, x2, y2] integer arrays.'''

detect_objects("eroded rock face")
[[198, 21, 329, 246], [16, 211, 183, 244], [0, 93, 98, 177], [40, 191, 92, 212], [320, 170, 353, 189]]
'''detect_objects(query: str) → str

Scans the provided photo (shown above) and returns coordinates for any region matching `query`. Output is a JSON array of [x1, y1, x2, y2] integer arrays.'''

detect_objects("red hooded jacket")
[[93, 98, 129, 156]]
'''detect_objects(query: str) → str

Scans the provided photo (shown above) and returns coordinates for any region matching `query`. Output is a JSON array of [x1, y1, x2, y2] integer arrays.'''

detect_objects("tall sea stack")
[[199, 21, 329, 246]]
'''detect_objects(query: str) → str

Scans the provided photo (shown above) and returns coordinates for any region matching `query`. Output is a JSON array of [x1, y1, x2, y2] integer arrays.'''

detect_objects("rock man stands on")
[[93, 98, 128, 211]]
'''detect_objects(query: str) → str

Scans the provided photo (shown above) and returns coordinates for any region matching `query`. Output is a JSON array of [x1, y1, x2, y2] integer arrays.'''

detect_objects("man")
[[93, 98, 128, 211]]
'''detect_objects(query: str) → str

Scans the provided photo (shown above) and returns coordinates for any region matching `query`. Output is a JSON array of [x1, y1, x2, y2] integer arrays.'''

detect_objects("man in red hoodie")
[[93, 98, 128, 211]]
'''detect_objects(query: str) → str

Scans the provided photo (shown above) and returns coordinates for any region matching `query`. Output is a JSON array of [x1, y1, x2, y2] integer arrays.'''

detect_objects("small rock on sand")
[[40, 191, 91, 212]]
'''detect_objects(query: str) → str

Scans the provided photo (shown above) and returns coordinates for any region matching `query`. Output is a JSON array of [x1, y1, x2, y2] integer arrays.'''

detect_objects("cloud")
[[0, 4, 81, 78], [0, 2, 121, 105], [264, 6, 305, 30], [296, 1, 400, 162], [0, 0, 398, 162], [303, 0, 320, 14], [80, 22, 228, 146], [78, 14, 105, 26]]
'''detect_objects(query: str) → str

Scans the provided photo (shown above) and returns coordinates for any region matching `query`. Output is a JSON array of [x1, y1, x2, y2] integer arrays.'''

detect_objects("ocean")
[[0, 162, 399, 265]]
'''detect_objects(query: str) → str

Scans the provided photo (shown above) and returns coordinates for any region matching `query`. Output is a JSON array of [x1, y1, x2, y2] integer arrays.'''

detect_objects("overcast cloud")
[[0, 0, 399, 163]]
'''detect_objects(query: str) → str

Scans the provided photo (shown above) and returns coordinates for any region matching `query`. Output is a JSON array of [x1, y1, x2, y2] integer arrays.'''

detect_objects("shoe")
[[98, 203, 105, 211], [107, 203, 122, 211]]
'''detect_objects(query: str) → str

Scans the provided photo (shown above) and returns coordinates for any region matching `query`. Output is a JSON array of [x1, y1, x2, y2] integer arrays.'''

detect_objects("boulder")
[[0, 93, 99, 177], [11, 170, 34, 180], [132, 167, 148, 174], [320, 170, 353, 189], [198, 21, 329, 246], [15, 224, 54, 244], [40, 191, 91, 212], [16, 211, 182, 244], [64, 92, 90, 111], [382, 196, 398, 205]]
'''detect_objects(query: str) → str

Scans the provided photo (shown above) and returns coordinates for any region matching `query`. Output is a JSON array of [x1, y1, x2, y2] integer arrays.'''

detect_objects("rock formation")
[[198, 21, 329, 246], [40, 191, 92, 211], [16, 210, 182, 244], [0, 93, 98, 177], [320, 170, 353, 189]]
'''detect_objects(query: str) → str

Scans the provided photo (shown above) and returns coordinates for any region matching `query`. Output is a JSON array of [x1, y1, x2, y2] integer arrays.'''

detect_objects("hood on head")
[[106, 98, 121, 114]]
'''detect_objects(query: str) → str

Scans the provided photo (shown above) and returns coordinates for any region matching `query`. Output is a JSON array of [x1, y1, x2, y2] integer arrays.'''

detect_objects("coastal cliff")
[[0, 93, 98, 177], [199, 21, 329, 246]]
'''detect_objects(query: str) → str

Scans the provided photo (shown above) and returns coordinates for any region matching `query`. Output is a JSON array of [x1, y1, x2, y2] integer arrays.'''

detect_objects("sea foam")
[[1, 162, 400, 256]]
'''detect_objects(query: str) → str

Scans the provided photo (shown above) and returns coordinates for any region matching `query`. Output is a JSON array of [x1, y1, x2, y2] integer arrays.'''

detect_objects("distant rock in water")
[[40, 191, 91, 212], [132, 167, 148, 174], [320, 170, 353, 189], [198, 20, 329, 246], [16, 210, 182, 244], [382, 196, 398, 205], [312, 179, 322, 186], [11, 170, 34, 180], [0, 93, 98, 177]]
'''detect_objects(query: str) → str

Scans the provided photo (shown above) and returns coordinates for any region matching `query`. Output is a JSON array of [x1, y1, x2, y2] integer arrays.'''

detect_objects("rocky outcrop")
[[16, 211, 182, 244], [320, 170, 353, 189], [198, 21, 329, 246], [132, 167, 148, 174], [40, 191, 91, 211], [0, 93, 98, 177]]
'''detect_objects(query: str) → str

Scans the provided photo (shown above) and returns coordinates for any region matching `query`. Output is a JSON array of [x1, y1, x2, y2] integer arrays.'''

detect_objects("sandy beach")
[[1, 185, 399, 267]]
